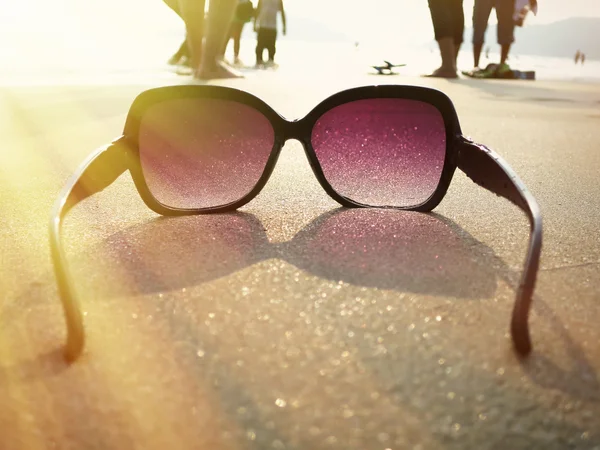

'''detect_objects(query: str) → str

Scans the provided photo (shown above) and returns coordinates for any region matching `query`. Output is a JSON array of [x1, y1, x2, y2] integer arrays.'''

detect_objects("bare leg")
[[177, 0, 206, 71], [473, 42, 483, 68], [425, 37, 458, 78], [221, 21, 244, 63], [455, 41, 461, 67], [168, 38, 191, 65], [232, 22, 244, 61], [220, 30, 232, 60], [197, 0, 242, 79], [500, 44, 511, 65]]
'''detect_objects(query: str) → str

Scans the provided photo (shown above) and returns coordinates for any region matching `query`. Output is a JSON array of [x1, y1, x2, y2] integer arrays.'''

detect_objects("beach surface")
[[1, 66, 600, 449]]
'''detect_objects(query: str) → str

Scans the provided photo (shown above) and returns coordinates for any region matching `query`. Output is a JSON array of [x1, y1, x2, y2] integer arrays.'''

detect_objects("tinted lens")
[[139, 98, 275, 209], [311, 98, 446, 207]]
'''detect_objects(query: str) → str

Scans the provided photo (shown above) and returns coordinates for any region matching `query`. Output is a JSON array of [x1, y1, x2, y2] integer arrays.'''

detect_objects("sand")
[[1, 70, 599, 449]]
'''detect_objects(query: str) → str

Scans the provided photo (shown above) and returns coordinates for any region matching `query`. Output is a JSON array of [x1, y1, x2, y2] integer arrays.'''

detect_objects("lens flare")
[[139, 98, 275, 209]]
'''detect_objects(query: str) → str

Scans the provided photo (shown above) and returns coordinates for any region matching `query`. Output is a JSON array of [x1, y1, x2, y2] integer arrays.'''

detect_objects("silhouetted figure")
[[575, 50, 581, 64], [254, 0, 287, 68], [223, 0, 255, 65], [425, 0, 464, 78], [470, 0, 516, 77]]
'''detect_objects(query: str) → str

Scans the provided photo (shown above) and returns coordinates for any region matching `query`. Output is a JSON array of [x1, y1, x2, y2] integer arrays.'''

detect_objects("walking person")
[[425, 0, 464, 78], [254, 0, 286, 68]]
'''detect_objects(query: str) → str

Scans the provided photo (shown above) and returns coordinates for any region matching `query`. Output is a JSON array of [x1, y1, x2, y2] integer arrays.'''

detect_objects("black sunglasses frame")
[[50, 85, 542, 362], [125, 85, 461, 215]]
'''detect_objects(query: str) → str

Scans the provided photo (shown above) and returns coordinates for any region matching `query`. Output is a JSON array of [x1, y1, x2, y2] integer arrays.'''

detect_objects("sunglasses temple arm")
[[457, 136, 542, 356], [49, 137, 130, 362]]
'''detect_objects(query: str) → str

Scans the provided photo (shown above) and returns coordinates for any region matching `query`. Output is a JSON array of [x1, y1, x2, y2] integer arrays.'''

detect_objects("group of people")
[[426, 0, 538, 78], [574, 50, 586, 65], [164, 0, 286, 79], [164, 0, 540, 80]]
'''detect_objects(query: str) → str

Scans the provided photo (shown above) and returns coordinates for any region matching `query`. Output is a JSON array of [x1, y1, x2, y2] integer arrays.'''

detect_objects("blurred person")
[[163, 0, 242, 79], [425, 0, 464, 78], [254, 0, 286, 68], [467, 0, 517, 78], [223, 0, 255, 66]]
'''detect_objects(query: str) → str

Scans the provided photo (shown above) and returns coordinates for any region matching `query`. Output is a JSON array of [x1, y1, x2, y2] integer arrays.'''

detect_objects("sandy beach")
[[1, 63, 600, 449]]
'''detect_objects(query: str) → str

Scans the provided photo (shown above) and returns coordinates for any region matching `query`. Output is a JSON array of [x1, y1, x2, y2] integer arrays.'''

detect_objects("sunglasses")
[[50, 85, 542, 361]]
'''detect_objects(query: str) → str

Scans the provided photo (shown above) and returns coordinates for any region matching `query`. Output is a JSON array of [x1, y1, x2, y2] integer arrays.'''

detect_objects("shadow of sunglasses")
[[72, 209, 499, 300]]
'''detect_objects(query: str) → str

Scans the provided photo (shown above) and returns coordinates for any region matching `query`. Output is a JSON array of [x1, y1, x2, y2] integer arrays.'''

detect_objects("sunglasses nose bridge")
[[281, 118, 309, 142]]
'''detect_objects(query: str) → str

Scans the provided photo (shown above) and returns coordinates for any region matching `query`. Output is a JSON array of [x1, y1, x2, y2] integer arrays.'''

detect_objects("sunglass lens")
[[139, 98, 275, 209], [311, 99, 447, 207]]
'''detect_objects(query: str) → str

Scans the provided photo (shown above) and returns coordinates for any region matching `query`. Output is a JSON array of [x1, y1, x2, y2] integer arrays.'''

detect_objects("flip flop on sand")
[[463, 63, 512, 79], [494, 63, 514, 79]]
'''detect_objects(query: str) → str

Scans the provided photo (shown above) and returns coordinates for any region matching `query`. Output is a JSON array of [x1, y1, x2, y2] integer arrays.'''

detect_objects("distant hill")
[[483, 17, 600, 60]]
